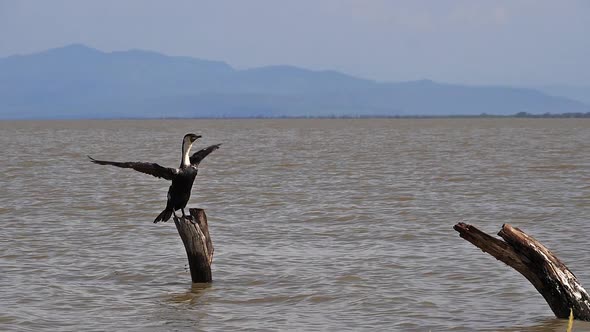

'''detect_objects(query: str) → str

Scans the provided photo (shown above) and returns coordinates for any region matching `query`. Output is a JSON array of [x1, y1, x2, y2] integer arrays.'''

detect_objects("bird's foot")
[[180, 209, 197, 224]]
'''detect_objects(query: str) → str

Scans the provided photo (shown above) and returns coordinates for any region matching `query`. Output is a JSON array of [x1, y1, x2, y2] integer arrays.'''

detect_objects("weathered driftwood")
[[454, 222, 590, 320], [174, 208, 214, 283]]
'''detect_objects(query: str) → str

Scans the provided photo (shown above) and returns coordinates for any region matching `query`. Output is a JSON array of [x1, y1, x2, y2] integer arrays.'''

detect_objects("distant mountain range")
[[1, 44, 589, 119], [534, 85, 590, 105]]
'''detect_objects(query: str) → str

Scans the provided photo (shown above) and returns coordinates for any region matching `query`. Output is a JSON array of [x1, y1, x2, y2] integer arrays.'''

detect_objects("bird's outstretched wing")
[[88, 156, 178, 180], [190, 144, 222, 166]]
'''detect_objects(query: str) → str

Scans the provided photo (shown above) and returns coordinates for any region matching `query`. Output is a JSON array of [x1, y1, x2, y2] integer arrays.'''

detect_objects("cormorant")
[[89, 133, 221, 223]]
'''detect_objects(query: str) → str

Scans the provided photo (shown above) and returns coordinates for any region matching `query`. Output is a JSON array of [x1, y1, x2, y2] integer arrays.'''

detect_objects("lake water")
[[1, 118, 589, 331]]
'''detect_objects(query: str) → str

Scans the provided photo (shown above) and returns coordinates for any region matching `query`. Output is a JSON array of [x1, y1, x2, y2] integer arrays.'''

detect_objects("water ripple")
[[0, 119, 589, 331]]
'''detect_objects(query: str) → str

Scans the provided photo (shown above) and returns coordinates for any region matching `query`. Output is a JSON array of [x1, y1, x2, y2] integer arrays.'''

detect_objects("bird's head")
[[184, 133, 201, 145], [185, 133, 201, 143], [181, 133, 202, 167]]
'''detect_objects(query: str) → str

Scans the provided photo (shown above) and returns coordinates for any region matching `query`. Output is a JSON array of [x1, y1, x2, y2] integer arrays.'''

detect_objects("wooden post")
[[174, 208, 214, 283], [454, 222, 590, 321]]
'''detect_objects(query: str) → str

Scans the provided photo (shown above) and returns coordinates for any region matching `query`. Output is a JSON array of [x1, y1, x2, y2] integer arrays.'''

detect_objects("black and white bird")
[[89, 133, 220, 223]]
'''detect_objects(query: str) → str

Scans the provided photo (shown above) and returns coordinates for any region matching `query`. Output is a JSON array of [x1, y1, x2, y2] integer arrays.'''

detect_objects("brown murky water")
[[1, 118, 589, 331]]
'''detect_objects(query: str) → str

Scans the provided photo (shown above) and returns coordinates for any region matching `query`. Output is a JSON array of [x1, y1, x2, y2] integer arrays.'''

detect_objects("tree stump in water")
[[174, 208, 214, 283], [454, 222, 590, 320]]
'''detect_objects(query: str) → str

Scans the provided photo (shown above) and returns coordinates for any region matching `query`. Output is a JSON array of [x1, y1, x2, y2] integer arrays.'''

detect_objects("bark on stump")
[[174, 208, 214, 283], [454, 222, 590, 320]]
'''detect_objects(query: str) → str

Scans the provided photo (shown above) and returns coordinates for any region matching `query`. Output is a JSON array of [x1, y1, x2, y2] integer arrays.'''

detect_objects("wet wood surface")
[[174, 208, 214, 283], [454, 222, 590, 320]]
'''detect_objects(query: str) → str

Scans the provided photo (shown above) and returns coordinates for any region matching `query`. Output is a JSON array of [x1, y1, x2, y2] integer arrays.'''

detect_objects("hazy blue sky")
[[1, 0, 589, 86]]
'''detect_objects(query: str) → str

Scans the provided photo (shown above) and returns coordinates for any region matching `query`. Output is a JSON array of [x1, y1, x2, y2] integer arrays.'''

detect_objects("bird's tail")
[[154, 208, 173, 223]]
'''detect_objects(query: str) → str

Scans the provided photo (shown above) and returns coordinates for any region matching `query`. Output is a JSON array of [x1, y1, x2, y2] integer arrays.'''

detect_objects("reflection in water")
[[165, 283, 213, 304], [488, 317, 590, 332], [0, 119, 589, 331]]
